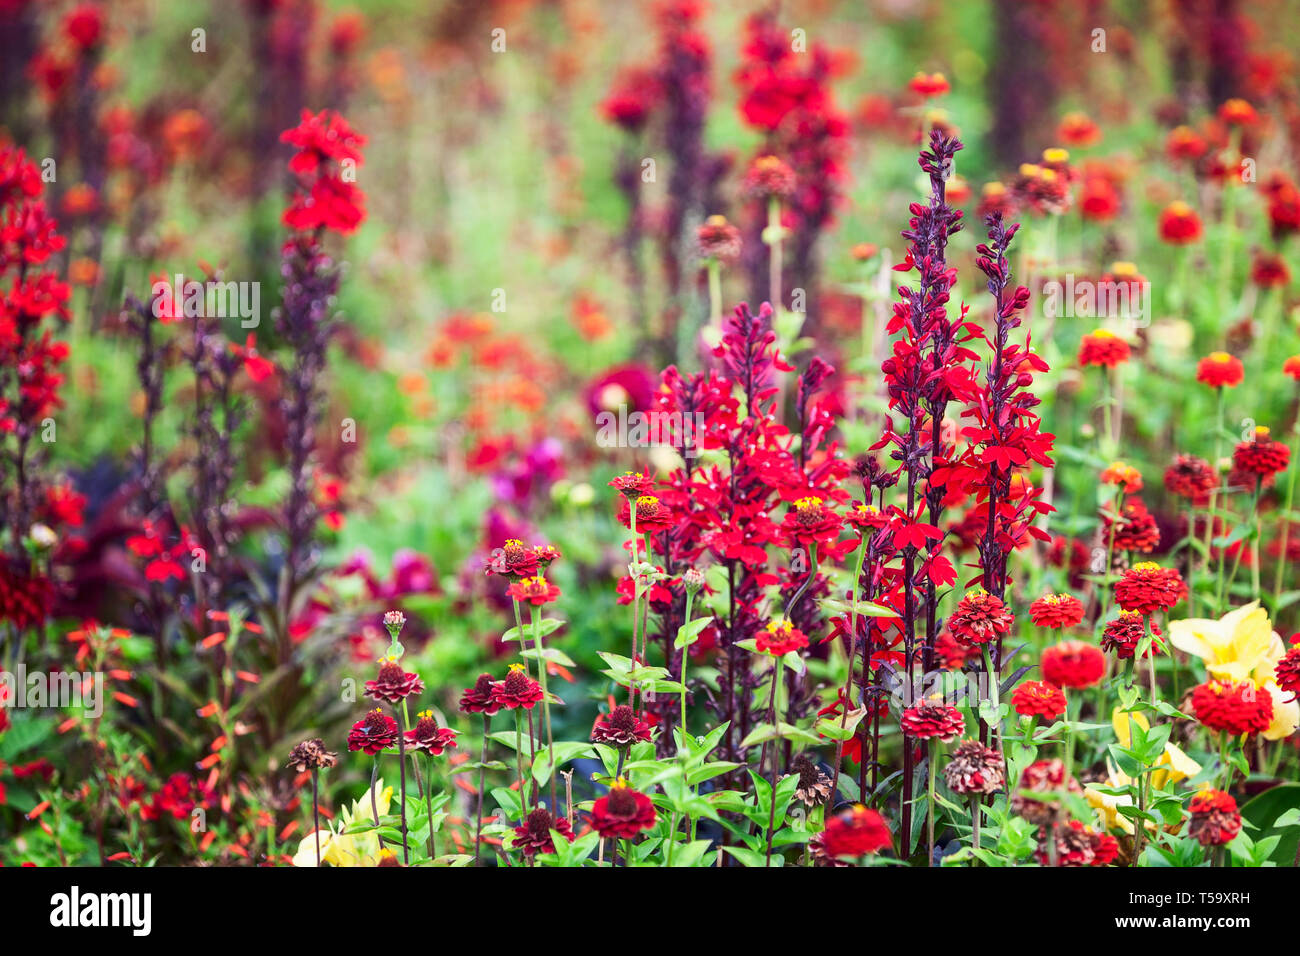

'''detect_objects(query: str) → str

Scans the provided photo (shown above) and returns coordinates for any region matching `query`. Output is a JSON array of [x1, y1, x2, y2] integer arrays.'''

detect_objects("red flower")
[[1029, 593, 1084, 629], [1164, 455, 1217, 505], [899, 700, 964, 741], [619, 494, 675, 534], [280, 109, 367, 176], [1040, 641, 1106, 689], [347, 709, 398, 754], [364, 656, 424, 704], [1252, 251, 1290, 288], [943, 740, 1006, 795], [1218, 98, 1257, 126], [1035, 820, 1119, 867], [0, 560, 53, 631], [590, 705, 653, 747], [1158, 201, 1202, 244], [506, 575, 561, 606], [1284, 355, 1300, 381], [1057, 112, 1100, 147], [947, 589, 1014, 647], [63, 4, 105, 51], [404, 710, 458, 756], [908, 71, 950, 98], [590, 780, 657, 839], [1196, 351, 1244, 388], [491, 665, 544, 710], [821, 804, 892, 858], [1277, 645, 1300, 698], [280, 110, 367, 235], [1188, 789, 1242, 846], [1232, 427, 1290, 480], [1101, 499, 1160, 553], [742, 155, 797, 199], [1114, 562, 1185, 615], [512, 807, 575, 857], [486, 539, 540, 578], [780, 496, 843, 549], [1101, 611, 1165, 660], [608, 471, 656, 500], [756, 619, 808, 656], [1011, 680, 1067, 720], [1010, 759, 1082, 825], [459, 673, 501, 716], [1099, 461, 1143, 494], [1191, 679, 1273, 735]]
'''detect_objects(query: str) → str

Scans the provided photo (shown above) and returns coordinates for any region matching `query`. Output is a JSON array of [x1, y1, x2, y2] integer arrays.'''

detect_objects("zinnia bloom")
[[1190, 679, 1273, 735], [512, 807, 575, 857], [821, 804, 892, 858], [1158, 201, 1202, 244], [404, 710, 458, 755], [286, 738, 339, 772], [899, 700, 965, 741], [1035, 820, 1119, 867], [1164, 455, 1217, 505], [590, 704, 653, 746], [947, 589, 1014, 646], [506, 575, 561, 606], [908, 71, 949, 98], [757, 619, 809, 656], [1099, 461, 1143, 493], [1029, 593, 1085, 629], [459, 673, 501, 716], [781, 496, 843, 550], [347, 709, 398, 754], [1278, 645, 1300, 698], [1284, 355, 1300, 381], [1101, 499, 1160, 553], [1196, 351, 1244, 388], [619, 494, 675, 534], [1101, 611, 1165, 660], [1040, 641, 1106, 689], [590, 779, 657, 839], [1010, 759, 1082, 826], [1079, 329, 1132, 367], [1232, 427, 1290, 481], [1188, 789, 1242, 846], [742, 155, 796, 199], [491, 664, 545, 710], [364, 656, 424, 704], [1011, 680, 1067, 720], [943, 740, 1005, 796], [486, 538, 540, 578], [1114, 562, 1185, 615]]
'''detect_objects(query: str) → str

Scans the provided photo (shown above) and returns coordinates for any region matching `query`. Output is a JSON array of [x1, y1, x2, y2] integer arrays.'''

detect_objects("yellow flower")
[[1168, 602, 1299, 740], [1085, 709, 1202, 835], [291, 779, 393, 867]]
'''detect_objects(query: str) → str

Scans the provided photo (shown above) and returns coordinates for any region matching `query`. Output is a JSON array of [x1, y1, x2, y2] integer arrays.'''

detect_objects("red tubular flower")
[[459, 673, 501, 716], [280, 109, 367, 235], [947, 589, 1014, 647], [491, 664, 544, 710], [364, 656, 424, 704], [506, 575, 561, 606], [756, 619, 809, 656], [821, 804, 892, 858], [1028, 593, 1085, 629], [1011, 680, 1067, 720], [1191, 679, 1273, 735], [590, 704, 653, 746], [1196, 351, 1244, 388], [405, 710, 458, 756], [1232, 427, 1290, 481], [512, 807, 575, 857], [1035, 820, 1119, 867], [347, 709, 398, 754], [899, 700, 965, 741], [1080, 331, 1132, 371], [1040, 641, 1106, 689], [1101, 611, 1165, 660], [1114, 562, 1185, 615], [1188, 789, 1242, 846], [618, 494, 675, 534], [590, 779, 657, 839], [1158, 201, 1202, 244], [1164, 455, 1217, 505]]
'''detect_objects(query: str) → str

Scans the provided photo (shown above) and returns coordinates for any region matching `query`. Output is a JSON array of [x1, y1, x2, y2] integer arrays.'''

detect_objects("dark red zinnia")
[[1191, 679, 1272, 735], [1232, 427, 1291, 481], [590, 780, 657, 839], [947, 589, 1014, 647], [347, 709, 398, 754], [1187, 789, 1242, 846], [821, 804, 892, 859], [1100, 611, 1165, 660], [590, 705, 653, 747], [1114, 562, 1185, 615], [364, 657, 424, 704], [405, 710, 458, 756], [899, 700, 965, 741], [491, 665, 545, 710], [619, 494, 675, 534], [459, 673, 501, 716], [1164, 454, 1217, 505], [512, 807, 575, 857]]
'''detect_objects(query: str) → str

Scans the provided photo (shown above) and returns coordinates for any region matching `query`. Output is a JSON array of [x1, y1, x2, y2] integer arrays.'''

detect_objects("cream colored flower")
[[292, 779, 393, 867]]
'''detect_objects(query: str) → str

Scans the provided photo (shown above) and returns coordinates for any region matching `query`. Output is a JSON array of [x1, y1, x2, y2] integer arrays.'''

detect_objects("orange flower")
[[1057, 112, 1100, 147], [1100, 461, 1143, 493], [908, 71, 949, 98], [1158, 201, 1202, 244], [1283, 355, 1300, 381], [1078, 329, 1130, 368], [1218, 98, 1257, 126]]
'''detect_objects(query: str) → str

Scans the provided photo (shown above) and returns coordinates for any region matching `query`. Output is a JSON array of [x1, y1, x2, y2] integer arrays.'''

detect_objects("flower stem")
[[474, 714, 489, 867], [530, 605, 559, 811], [765, 655, 785, 868]]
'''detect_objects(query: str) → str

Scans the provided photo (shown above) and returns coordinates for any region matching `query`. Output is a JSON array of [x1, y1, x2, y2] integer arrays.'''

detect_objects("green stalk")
[[531, 605, 558, 811]]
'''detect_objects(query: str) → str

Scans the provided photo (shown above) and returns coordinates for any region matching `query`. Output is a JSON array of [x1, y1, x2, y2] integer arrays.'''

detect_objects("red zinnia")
[[821, 804, 892, 858], [491, 664, 545, 710], [487, 538, 540, 578], [1164, 454, 1217, 505], [1277, 645, 1300, 698], [899, 700, 965, 742], [459, 673, 501, 716], [512, 807, 575, 857], [347, 709, 398, 754], [590, 779, 657, 839], [1284, 355, 1300, 381], [1114, 562, 1185, 615], [590, 705, 653, 747], [1232, 427, 1290, 481], [1035, 819, 1119, 867], [947, 589, 1014, 647], [608, 471, 656, 499], [364, 656, 424, 704], [405, 710, 458, 755], [1010, 759, 1082, 826], [1029, 593, 1085, 629], [781, 496, 843, 550], [1191, 679, 1272, 735], [506, 575, 561, 606], [1196, 351, 1244, 388], [757, 619, 809, 656], [1188, 789, 1242, 846], [619, 495, 675, 534], [1100, 611, 1165, 660], [1101, 499, 1160, 553], [1011, 680, 1067, 720], [1158, 201, 1202, 244], [1040, 641, 1106, 689]]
